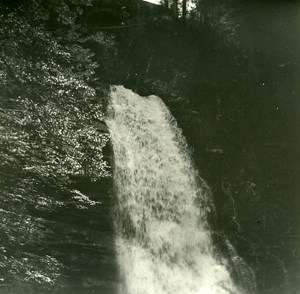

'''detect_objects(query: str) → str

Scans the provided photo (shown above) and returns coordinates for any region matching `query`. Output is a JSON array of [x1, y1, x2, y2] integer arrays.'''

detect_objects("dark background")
[[0, 0, 299, 293]]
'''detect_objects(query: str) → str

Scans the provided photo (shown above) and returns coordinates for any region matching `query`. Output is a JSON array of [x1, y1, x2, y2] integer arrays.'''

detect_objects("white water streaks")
[[106, 86, 244, 294]]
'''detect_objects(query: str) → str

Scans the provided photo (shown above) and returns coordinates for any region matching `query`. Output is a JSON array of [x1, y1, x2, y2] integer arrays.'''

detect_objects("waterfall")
[[106, 86, 245, 294]]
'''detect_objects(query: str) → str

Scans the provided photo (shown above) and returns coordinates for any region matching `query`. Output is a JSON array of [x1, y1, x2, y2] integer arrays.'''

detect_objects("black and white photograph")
[[0, 0, 299, 293]]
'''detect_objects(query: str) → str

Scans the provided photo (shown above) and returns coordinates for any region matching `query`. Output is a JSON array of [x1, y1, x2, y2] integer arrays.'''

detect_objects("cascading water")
[[106, 86, 250, 294]]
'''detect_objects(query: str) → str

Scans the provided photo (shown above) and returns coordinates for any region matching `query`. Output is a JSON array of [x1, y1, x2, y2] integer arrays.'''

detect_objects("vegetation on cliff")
[[0, 0, 299, 293]]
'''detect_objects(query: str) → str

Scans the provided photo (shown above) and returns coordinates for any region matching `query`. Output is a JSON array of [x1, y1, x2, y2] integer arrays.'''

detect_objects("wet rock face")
[[0, 165, 118, 294], [50, 177, 119, 294]]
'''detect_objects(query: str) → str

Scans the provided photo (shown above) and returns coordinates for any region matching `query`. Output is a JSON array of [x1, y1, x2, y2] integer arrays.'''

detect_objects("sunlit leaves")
[[0, 1, 111, 291]]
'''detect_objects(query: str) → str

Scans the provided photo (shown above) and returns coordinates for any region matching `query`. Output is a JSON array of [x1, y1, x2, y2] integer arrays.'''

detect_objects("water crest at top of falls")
[[105, 86, 252, 294]]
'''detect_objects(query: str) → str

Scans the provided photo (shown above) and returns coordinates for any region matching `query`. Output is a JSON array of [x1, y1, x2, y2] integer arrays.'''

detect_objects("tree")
[[0, 1, 111, 291], [182, 0, 187, 21]]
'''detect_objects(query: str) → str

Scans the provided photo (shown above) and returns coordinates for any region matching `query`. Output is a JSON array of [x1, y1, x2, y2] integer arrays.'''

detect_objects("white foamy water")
[[106, 86, 242, 294]]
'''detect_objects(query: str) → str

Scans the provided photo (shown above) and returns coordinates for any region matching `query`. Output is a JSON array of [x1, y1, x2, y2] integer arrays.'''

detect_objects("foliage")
[[158, 0, 240, 47], [0, 1, 111, 291]]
